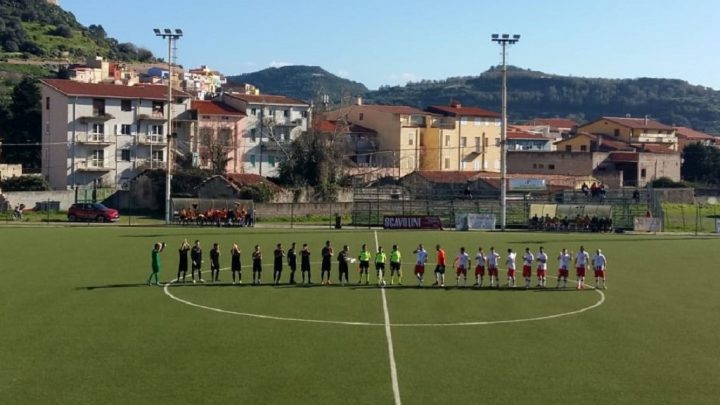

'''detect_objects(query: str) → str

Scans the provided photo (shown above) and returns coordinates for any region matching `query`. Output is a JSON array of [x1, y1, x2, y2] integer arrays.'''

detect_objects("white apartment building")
[[40, 79, 191, 190], [220, 92, 310, 177]]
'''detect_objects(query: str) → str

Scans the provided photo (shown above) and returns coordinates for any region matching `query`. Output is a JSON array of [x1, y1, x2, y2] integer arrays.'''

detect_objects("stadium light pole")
[[491, 33, 520, 231], [154, 28, 183, 224]]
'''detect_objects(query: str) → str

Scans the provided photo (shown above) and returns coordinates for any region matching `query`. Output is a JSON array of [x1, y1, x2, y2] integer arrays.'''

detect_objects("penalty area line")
[[376, 230, 402, 405]]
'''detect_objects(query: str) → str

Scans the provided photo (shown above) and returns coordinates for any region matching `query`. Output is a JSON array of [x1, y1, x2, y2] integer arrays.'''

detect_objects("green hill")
[[227, 66, 368, 104], [0, 0, 154, 61]]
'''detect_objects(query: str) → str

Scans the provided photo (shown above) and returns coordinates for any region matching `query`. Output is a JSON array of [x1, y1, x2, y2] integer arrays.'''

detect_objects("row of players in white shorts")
[[413, 246, 607, 289]]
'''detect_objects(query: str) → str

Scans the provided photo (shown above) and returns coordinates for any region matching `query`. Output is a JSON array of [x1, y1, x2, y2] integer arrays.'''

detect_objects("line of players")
[[160, 239, 607, 290]]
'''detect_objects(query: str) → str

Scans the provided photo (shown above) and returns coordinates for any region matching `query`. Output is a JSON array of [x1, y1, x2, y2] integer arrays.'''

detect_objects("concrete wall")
[[508, 151, 597, 176], [639, 153, 681, 184], [3, 190, 75, 211], [255, 202, 353, 218], [653, 188, 695, 204]]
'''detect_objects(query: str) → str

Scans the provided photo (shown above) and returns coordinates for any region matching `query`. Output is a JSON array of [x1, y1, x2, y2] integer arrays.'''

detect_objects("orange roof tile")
[[427, 105, 500, 118], [526, 118, 578, 128], [192, 100, 246, 116], [313, 120, 376, 134], [41, 79, 191, 100], [362, 105, 427, 115], [585, 116, 673, 131], [674, 126, 716, 141], [224, 92, 308, 106]]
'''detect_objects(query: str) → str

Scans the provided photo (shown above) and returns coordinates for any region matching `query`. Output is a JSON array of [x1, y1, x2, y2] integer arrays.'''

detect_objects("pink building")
[[191, 100, 247, 173]]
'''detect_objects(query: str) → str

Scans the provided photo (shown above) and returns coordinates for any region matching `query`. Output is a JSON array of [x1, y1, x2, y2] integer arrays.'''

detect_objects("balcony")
[[78, 113, 114, 123], [77, 133, 114, 145], [137, 134, 167, 145], [138, 111, 166, 122], [77, 160, 113, 171], [636, 135, 676, 144], [432, 118, 456, 129], [136, 159, 167, 171]]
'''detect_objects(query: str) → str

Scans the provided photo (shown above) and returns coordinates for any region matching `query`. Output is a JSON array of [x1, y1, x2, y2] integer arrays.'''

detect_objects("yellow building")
[[426, 102, 502, 172], [578, 116, 678, 151]]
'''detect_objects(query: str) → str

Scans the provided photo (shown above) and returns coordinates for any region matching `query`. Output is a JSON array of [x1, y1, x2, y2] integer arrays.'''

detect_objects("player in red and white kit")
[[506, 248, 517, 288], [487, 247, 501, 288], [557, 248, 571, 288], [574, 245, 590, 289], [535, 246, 548, 288], [413, 244, 428, 287], [454, 247, 470, 287], [522, 247, 534, 289], [474, 247, 486, 288], [592, 249, 607, 289]]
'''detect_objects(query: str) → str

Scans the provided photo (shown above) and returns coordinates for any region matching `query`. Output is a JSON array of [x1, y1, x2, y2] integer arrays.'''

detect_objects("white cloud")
[[269, 61, 293, 68], [336, 69, 350, 78]]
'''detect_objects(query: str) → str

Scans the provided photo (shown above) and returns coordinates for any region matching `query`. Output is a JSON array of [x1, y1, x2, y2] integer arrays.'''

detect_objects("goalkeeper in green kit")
[[147, 242, 166, 286]]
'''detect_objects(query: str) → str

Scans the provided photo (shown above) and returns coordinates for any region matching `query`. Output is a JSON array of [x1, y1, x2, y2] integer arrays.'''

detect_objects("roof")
[[583, 116, 674, 131], [525, 118, 578, 128], [632, 143, 676, 154], [226, 173, 282, 192], [674, 126, 716, 141], [607, 152, 639, 162], [361, 105, 427, 115], [191, 100, 246, 117], [403, 171, 581, 190], [223, 92, 308, 106], [313, 120, 376, 135], [507, 130, 549, 140], [555, 132, 635, 151], [426, 105, 500, 118], [408, 171, 482, 184], [40, 79, 191, 100]]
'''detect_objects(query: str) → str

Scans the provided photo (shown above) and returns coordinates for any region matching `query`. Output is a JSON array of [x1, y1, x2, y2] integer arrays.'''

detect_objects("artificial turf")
[[1, 226, 718, 404]]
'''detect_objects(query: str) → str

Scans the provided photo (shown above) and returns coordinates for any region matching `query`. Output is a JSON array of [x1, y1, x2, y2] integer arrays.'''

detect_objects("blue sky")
[[61, 0, 720, 90]]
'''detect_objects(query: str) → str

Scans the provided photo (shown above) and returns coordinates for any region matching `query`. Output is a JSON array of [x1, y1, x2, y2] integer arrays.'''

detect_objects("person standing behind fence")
[[191, 240, 203, 283], [210, 243, 221, 282], [287, 242, 298, 284], [177, 239, 190, 283], [321, 241, 333, 285], [252, 245, 262, 285], [301, 243, 312, 284], [273, 243, 285, 285], [147, 242, 166, 286], [231, 243, 242, 284]]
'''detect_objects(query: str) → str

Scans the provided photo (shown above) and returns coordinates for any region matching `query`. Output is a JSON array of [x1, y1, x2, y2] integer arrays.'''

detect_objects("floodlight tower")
[[491, 33, 520, 231], [154, 28, 183, 224]]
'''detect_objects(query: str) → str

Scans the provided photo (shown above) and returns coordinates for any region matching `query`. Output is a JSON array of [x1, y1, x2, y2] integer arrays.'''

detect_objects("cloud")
[[269, 61, 293, 68], [336, 69, 350, 78]]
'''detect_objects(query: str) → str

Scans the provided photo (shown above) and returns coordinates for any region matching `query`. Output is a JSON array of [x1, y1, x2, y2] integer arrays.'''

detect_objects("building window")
[[474, 117, 482, 126], [152, 150, 164, 163], [641, 168, 647, 178], [538, 164, 544, 169], [614, 129, 620, 137], [549, 164, 555, 170], [251, 108, 257, 116], [121, 149, 132, 161], [152, 101, 164, 117], [46, 97, 50, 110], [250, 155, 256, 167], [302, 111, 308, 118], [121, 124, 132, 135], [461, 117, 468, 126], [92, 99, 106, 116], [460, 137, 467, 147], [444, 158, 450, 169], [475, 137, 481, 150], [266, 109, 273, 117], [580, 145, 587, 152], [250, 128, 257, 142], [445, 135, 451, 146], [150, 125, 164, 136], [495, 138, 501, 146], [283, 110, 289, 118], [91, 123, 104, 135], [268, 155, 276, 167], [409, 135, 414, 146], [121, 100, 132, 111], [484, 138, 489, 147], [359, 113, 364, 121], [565, 145, 572, 152], [90, 149, 104, 166], [494, 160, 500, 169]]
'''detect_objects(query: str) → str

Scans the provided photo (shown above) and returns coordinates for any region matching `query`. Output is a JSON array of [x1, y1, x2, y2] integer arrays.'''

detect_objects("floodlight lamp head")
[[175, 29, 183, 35], [513, 34, 521, 39], [502, 34, 510, 39], [153, 28, 161, 35], [491, 34, 499, 40], [164, 28, 172, 35]]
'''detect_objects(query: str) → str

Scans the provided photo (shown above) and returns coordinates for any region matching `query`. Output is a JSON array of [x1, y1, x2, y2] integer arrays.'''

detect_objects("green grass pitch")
[[1, 226, 719, 404]]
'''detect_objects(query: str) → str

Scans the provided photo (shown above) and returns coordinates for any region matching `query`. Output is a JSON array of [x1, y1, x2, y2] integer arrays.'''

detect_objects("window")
[[533, 164, 537, 168], [92, 99, 106, 116], [641, 168, 647, 178], [409, 135, 414, 146], [461, 117, 468, 126], [359, 113, 364, 121], [565, 145, 572, 152], [152, 101, 164, 117], [283, 110, 289, 118], [420, 133, 425, 147], [121, 124, 132, 135], [268, 155, 276, 167], [549, 164, 555, 170], [301, 110, 308, 118], [495, 138, 501, 146], [150, 125, 163, 136], [266, 109, 273, 117], [251, 108, 257, 116], [121, 100, 132, 111], [152, 150, 164, 163], [494, 160, 500, 169], [473, 160, 480, 170], [538, 164, 544, 169], [460, 137, 467, 147], [46, 97, 50, 110], [250, 155, 256, 167], [484, 138, 489, 147], [445, 135, 451, 146], [250, 128, 257, 142], [120, 149, 132, 161], [614, 129, 620, 137], [91, 123, 104, 135], [90, 149, 104, 166], [444, 158, 450, 169], [580, 145, 587, 152], [474, 117, 482, 126], [475, 137, 481, 150]]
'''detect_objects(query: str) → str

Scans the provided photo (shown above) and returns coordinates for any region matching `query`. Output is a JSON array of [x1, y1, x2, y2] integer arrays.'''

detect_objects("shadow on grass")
[[79, 283, 150, 290]]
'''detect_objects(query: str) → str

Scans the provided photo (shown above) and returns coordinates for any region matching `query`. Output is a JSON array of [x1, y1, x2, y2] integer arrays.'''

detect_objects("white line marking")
[[376, 230, 402, 405]]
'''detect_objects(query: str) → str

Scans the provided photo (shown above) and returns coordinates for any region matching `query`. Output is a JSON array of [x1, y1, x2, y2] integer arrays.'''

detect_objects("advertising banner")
[[383, 215, 443, 230]]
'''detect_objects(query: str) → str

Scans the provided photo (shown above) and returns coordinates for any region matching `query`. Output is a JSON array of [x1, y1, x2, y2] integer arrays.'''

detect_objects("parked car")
[[67, 203, 120, 223]]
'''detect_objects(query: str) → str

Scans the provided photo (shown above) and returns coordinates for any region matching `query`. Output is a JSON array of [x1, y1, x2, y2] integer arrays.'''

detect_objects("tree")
[[3, 77, 42, 168], [681, 143, 720, 185], [199, 127, 234, 175], [50, 24, 72, 38]]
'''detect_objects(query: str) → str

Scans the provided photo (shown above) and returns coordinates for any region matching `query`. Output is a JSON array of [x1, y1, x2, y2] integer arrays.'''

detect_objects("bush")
[[50, 25, 72, 38], [650, 177, 689, 188], [0, 175, 50, 191]]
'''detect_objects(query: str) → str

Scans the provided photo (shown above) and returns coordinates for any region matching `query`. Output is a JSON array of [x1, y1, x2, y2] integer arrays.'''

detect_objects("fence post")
[[46, 198, 50, 224], [290, 202, 294, 229]]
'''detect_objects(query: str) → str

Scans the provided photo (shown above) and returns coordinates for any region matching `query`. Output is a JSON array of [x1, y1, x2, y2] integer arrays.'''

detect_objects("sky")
[[60, 0, 720, 90]]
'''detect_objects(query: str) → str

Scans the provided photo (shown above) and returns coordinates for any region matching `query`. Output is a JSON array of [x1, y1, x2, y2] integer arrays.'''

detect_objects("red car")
[[67, 203, 120, 223]]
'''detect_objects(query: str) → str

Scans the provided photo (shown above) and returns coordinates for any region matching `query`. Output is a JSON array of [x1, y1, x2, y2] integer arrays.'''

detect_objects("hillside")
[[227, 66, 368, 104], [0, 0, 155, 62]]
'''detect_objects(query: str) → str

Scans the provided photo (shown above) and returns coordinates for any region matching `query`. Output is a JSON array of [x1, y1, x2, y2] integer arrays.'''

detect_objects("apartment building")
[[220, 92, 310, 177], [578, 116, 678, 151], [190, 100, 247, 173], [40, 79, 191, 190]]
